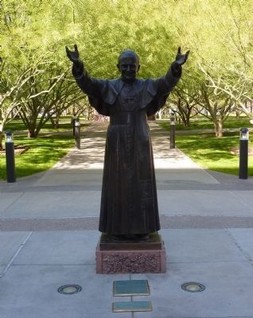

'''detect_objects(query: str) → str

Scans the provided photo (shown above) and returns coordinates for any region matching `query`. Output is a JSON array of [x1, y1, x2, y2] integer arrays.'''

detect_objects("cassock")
[[73, 66, 180, 236]]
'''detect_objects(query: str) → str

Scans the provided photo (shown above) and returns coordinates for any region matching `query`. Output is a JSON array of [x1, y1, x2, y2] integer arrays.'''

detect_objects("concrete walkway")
[[1, 122, 253, 318]]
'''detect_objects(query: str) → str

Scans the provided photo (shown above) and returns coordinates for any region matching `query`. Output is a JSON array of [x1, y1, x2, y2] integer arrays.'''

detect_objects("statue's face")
[[117, 53, 140, 82]]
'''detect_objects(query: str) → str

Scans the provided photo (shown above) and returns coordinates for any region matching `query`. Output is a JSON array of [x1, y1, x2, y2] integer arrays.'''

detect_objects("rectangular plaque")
[[112, 301, 152, 312], [113, 280, 150, 296]]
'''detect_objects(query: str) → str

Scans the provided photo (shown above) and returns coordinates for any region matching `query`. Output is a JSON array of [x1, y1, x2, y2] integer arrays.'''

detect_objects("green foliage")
[[65, 0, 180, 78], [1, 0, 252, 80], [1, 0, 253, 141]]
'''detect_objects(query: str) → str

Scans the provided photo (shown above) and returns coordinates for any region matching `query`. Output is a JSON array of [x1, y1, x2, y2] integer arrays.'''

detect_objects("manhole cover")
[[58, 284, 82, 295], [181, 282, 206, 293]]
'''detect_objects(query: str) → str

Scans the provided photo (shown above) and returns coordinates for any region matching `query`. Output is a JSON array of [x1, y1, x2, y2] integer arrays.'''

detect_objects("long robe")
[[73, 66, 181, 236]]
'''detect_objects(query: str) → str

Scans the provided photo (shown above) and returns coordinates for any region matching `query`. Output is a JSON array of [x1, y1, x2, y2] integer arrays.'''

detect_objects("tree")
[[0, 58, 44, 149], [18, 67, 83, 137], [0, 0, 85, 142], [169, 0, 253, 135]]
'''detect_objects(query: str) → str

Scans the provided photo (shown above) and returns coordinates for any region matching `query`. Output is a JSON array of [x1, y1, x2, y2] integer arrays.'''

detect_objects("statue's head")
[[117, 50, 140, 82]]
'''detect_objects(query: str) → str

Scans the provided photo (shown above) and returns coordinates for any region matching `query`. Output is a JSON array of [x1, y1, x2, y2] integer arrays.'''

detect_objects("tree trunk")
[[27, 130, 36, 138], [214, 119, 223, 137], [148, 115, 156, 121]]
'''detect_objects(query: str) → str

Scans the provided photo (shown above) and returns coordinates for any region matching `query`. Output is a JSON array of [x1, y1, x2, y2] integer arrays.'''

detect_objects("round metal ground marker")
[[181, 282, 206, 293], [58, 284, 82, 295]]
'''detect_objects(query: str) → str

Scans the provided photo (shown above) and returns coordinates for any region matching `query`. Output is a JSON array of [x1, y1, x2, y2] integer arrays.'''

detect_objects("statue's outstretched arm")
[[151, 46, 190, 107], [66, 44, 104, 112]]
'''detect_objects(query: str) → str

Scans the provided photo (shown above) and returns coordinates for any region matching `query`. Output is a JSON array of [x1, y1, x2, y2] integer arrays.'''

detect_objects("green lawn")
[[158, 117, 253, 176], [0, 135, 75, 180], [0, 118, 89, 180], [175, 133, 253, 175]]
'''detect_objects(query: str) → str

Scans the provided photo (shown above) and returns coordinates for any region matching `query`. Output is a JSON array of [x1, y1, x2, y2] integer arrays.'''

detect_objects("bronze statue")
[[66, 45, 189, 240]]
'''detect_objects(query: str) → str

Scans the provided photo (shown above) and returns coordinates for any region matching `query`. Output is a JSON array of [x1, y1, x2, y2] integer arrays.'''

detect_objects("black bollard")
[[5, 131, 16, 183], [71, 116, 76, 136], [239, 128, 249, 179], [74, 118, 81, 149], [170, 112, 176, 149]]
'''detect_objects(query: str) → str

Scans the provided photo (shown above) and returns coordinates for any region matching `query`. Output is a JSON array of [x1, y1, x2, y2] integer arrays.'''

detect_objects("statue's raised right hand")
[[65, 44, 80, 64], [175, 47, 190, 66]]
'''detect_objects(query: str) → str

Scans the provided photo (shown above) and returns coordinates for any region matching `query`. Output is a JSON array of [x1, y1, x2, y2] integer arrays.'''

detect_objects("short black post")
[[5, 131, 16, 183], [170, 112, 176, 149], [74, 118, 81, 149], [71, 116, 76, 136], [239, 127, 249, 179]]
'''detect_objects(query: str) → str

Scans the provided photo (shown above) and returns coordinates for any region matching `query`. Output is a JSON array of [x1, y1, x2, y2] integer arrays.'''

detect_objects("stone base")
[[96, 233, 166, 274]]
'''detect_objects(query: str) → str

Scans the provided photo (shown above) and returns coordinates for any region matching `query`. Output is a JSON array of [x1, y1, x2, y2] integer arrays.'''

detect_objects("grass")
[[0, 135, 74, 180], [175, 133, 253, 175], [160, 116, 251, 131], [0, 117, 89, 180], [158, 117, 253, 176]]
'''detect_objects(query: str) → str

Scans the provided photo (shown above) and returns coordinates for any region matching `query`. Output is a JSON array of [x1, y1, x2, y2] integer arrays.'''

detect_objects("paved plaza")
[[1, 122, 253, 318]]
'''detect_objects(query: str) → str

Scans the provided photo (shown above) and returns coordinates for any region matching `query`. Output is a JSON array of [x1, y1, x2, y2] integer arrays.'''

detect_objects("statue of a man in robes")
[[66, 45, 189, 240]]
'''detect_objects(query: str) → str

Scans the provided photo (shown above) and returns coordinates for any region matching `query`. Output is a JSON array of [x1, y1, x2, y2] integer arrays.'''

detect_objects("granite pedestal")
[[96, 233, 166, 274]]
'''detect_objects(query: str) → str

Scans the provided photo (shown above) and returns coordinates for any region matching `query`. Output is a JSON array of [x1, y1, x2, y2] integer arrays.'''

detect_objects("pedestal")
[[96, 233, 166, 274]]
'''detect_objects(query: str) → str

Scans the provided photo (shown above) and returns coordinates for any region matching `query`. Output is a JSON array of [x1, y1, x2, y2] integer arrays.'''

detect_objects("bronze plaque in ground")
[[112, 301, 152, 313], [113, 280, 150, 296]]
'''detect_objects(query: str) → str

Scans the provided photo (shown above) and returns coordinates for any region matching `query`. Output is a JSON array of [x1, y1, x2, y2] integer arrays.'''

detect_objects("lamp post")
[[170, 111, 176, 149], [74, 118, 81, 149], [71, 115, 76, 136], [5, 130, 16, 183], [239, 127, 249, 179]]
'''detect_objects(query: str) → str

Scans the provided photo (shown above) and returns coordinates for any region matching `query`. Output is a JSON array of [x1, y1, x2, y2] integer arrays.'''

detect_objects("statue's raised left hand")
[[66, 44, 81, 64]]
